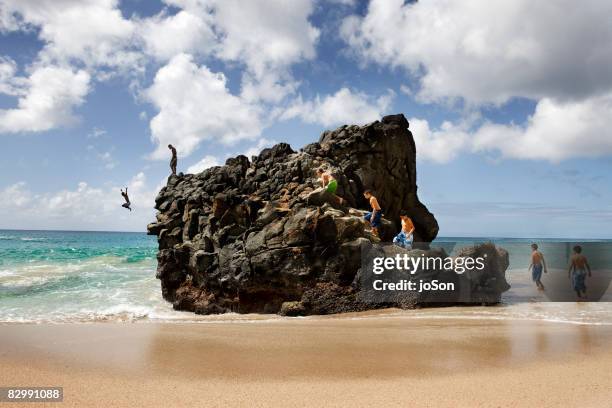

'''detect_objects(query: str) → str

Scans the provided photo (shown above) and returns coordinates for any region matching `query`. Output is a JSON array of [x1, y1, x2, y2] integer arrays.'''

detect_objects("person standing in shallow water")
[[528, 243, 547, 290], [120, 187, 131, 211], [168, 144, 177, 176], [568, 245, 591, 300]]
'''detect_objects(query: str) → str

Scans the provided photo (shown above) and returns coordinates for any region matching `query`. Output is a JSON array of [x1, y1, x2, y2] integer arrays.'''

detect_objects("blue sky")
[[0, 0, 611, 238]]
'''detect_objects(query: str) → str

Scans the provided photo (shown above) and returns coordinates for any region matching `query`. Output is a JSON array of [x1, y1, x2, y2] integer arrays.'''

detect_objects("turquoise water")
[[0, 230, 187, 322], [1, 230, 611, 324]]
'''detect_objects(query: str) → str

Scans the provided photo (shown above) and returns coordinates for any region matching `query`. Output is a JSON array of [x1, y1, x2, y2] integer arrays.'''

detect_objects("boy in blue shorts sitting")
[[393, 211, 415, 249]]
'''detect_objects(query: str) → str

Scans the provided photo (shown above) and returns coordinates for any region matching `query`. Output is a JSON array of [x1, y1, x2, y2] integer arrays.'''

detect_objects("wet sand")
[[1, 315, 612, 407]]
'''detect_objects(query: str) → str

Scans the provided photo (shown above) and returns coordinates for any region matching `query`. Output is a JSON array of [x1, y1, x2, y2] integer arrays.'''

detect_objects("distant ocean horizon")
[[3, 228, 611, 240], [1, 229, 611, 324]]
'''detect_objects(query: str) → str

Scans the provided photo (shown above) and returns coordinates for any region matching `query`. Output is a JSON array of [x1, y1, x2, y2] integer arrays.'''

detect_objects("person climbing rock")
[[168, 144, 177, 176], [363, 190, 382, 237], [393, 211, 414, 249], [120, 187, 131, 211], [316, 167, 343, 205]]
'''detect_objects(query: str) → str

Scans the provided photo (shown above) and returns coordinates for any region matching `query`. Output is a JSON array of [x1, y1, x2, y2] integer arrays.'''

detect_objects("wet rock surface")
[[148, 114, 509, 315]]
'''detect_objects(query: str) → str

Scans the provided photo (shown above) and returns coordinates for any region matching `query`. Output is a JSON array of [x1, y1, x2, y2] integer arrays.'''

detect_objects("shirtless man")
[[316, 167, 343, 205], [568, 245, 592, 300], [528, 243, 547, 290], [393, 211, 415, 249], [168, 144, 177, 176], [120, 187, 131, 212], [363, 190, 382, 237]]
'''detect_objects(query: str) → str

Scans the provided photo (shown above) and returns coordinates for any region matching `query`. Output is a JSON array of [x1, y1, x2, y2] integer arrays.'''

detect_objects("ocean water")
[[0, 230, 610, 324], [0, 230, 183, 323]]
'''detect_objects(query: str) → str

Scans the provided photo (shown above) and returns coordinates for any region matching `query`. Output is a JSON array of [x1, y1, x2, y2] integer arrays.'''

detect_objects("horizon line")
[[0, 228, 609, 241]]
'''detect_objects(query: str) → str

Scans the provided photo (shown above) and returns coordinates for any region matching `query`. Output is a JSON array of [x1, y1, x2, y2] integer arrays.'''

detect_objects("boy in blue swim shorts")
[[528, 243, 547, 290], [393, 211, 415, 249], [363, 190, 382, 237], [568, 245, 592, 300]]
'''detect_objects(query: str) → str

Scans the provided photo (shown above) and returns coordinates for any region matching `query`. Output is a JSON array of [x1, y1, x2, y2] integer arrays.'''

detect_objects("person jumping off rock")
[[528, 243, 547, 291], [363, 190, 382, 237], [316, 167, 343, 205], [120, 187, 131, 211], [568, 245, 591, 300], [168, 144, 177, 176], [393, 211, 414, 249]]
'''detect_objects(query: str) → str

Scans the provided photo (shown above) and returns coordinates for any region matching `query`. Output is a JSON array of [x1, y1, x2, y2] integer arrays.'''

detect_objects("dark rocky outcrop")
[[148, 114, 509, 315]]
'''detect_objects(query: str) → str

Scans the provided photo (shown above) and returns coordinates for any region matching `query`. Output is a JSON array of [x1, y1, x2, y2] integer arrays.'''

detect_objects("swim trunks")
[[393, 231, 413, 249], [364, 211, 382, 228], [326, 179, 338, 194], [572, 268, 587, 292], [532, 264, 543, 282]]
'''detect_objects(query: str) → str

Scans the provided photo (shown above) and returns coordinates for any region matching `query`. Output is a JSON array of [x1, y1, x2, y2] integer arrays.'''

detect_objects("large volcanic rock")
[[147, 114, 509, 315]]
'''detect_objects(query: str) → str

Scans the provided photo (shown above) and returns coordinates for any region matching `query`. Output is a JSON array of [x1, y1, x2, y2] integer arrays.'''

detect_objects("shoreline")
[[2, 317, 612, 407], [3, 299, 612, 326]]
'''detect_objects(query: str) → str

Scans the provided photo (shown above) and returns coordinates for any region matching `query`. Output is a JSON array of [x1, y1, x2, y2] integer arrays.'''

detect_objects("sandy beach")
[[2, 313, 612, 407]]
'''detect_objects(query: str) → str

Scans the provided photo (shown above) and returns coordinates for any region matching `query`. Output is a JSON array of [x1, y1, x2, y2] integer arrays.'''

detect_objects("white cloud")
[[150, 0, 319, 102], [139, 9, 214, 61], [0, 65, 90, 133], [187, 155, 220, 173], [138, 1, 323, 159], [0, 1, 136, 135], [340, 0, 612, 163], [341, 0, 612, 105], [0, 56, 26, 96], [471, 93, 612, 161], [410, 92, 612, 163], [208, 0, 319, 77], [0, 182, 32, 208], [145, 53, 263, 159], [281, 87, 394, 127], [0, 0, 138, 71], [0, 172, 156, 231], [409, 118, 471, 163]]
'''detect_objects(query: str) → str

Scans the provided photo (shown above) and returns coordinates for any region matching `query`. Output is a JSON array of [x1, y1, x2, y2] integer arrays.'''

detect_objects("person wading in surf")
[[528, 243, 547, 290], [568, 245, 592, 300]]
